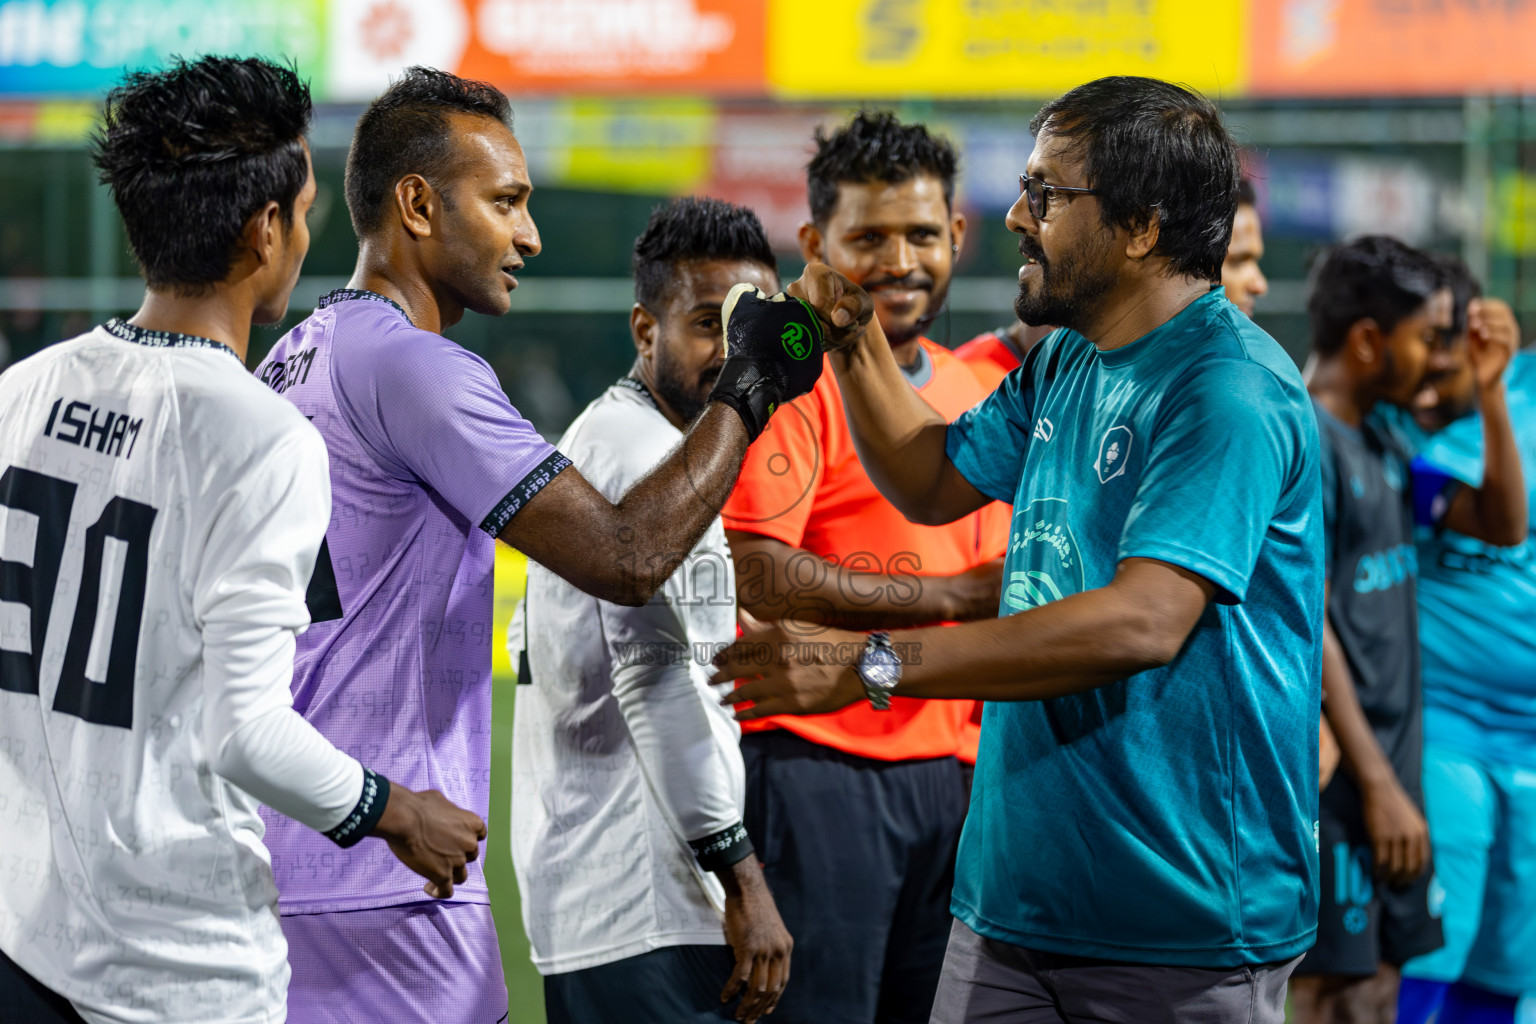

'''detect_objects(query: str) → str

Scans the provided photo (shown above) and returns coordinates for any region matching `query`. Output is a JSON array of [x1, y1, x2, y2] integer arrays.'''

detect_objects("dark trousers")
[[544, 944, 736, 1023], [0, 946, 86, 1024], [742, 730, 970, 1024]]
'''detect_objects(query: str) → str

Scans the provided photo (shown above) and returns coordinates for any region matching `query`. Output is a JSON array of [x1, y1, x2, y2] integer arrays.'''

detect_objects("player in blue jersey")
[[712, 75, 1323, 1023], [1392, 259, 1536, 1024], [1293, 239, 1525, 1024]]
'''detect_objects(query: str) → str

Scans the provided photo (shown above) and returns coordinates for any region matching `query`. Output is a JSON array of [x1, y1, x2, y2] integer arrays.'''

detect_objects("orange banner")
[[1250, 0, 1536, 95], [457, 0, 766, 94]]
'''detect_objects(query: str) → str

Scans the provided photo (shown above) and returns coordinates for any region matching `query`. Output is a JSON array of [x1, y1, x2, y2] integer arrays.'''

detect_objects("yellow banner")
[[555, 98, 717, 195], [768, 0, 1246, 99]]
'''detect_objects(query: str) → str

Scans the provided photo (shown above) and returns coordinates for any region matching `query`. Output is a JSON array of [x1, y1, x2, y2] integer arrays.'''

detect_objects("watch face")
[[862, 646, 901, 689]]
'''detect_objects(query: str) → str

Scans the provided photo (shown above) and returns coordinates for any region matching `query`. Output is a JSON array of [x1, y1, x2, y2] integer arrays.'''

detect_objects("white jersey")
[[510, 382, 743, 975], [0, 322, 357, 1024]]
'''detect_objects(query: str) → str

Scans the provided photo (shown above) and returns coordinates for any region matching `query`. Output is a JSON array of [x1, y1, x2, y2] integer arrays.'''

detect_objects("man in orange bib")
[[722, 112, 1007, 1023]]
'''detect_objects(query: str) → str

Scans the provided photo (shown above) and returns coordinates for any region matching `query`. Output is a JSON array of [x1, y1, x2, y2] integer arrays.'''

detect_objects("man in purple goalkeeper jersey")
[[255, 68, 869, 1022]]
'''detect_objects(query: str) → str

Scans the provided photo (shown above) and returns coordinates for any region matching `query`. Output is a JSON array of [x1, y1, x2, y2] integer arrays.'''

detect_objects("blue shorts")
[[1403, 743, 1536, 995], [282, 901, 508, 1023]]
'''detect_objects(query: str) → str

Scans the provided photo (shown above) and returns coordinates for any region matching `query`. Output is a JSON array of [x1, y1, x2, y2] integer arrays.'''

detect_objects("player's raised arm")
[[499, 264, 872, 607], [823, 294, 995, 527], [1435, 297, 1527, 546]]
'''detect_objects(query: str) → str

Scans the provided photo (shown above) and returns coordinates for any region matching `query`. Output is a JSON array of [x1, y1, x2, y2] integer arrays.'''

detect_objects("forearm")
[[1469, 383, 1528, 545], [715, 852, 769, 898], [505, 403, 750, 606], [1319, 622, 1396, 791], [889, 589, 1175, 702], [829, 325, 962, 524], [731, 534, 974, 629]]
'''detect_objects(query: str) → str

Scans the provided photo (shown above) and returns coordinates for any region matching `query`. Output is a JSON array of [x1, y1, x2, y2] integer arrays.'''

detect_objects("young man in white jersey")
[[0, 56, 485, 1024], [512, 196, 793, 1023]]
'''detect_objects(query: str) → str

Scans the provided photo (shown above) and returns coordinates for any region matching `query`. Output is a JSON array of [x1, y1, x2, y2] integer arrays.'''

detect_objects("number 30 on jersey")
[[0, 466, 156, 729]]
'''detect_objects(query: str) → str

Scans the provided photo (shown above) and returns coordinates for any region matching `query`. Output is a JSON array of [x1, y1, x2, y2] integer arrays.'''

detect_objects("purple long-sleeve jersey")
[[255, 289, 568, 913]]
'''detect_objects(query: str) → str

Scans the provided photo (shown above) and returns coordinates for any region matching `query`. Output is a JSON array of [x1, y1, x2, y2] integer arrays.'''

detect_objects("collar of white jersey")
[[102, 318, 238, 359], [614, 375, 660, 411]]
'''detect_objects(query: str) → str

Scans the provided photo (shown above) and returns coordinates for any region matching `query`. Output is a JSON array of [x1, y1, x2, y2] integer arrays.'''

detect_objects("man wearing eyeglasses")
[[711, 76, 1324, 1022]]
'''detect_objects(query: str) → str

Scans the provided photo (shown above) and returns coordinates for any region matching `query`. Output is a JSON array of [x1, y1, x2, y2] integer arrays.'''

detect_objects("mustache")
[[1018, 238, 1047, 265], [863, 273, 935, 292]]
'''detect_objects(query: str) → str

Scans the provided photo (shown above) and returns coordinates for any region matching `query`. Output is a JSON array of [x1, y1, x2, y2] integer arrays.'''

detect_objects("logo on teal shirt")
[[1095, 425, 1133, 484], [1004, 498, 1087, 611]]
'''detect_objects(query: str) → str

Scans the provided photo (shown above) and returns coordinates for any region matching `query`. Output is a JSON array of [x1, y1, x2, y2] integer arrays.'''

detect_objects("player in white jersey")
[[0, 56, 484, 1024], [512, 197, 792, 1023]]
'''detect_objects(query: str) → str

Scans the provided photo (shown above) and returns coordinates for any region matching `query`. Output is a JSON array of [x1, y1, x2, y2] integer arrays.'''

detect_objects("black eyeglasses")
[[1019, 174, 1100, 220]]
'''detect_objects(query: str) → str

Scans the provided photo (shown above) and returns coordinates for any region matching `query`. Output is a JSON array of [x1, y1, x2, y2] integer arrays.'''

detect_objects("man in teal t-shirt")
[[712, 76, 1322, 1024]]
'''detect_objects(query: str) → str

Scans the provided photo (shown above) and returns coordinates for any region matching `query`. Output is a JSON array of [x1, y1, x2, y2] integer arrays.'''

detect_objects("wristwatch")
[[856, 631, 902, 711]]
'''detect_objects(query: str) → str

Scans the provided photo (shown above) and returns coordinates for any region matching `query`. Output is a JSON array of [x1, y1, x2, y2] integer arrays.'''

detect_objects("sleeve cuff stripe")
[[689, 822, 755, 873], [323, 768, 390, 849], [479, 452, 573, 536]]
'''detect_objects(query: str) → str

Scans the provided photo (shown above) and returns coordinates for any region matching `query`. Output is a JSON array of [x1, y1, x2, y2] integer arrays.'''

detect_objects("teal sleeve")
[[945, 360, 1035, 505], [1118, 361, 1304, 605]]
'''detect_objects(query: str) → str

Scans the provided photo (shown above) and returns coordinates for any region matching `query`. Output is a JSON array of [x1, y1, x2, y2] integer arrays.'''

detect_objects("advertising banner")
[[326, 0, 766, 101], [767, 0, 1246, 99], [0, 0, 326, 96], [1250, 0, 1536, 96]]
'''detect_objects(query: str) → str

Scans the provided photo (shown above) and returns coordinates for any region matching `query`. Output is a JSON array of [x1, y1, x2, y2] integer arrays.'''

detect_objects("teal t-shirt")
[[944, 289, 1323, 967], [1412, 350, 1536, 768]]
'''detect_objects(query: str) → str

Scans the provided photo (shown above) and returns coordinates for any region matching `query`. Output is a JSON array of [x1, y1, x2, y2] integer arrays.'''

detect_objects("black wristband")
[[323, 767, 390, 849], [689, 822, 755, 873], [708, 360, 779, 442]]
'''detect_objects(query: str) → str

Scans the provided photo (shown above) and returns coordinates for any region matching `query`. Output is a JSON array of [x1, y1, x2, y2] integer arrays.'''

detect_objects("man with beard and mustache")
[[718, 111, 1007, 1023], [510, 197, 792, 1024], [956, 175, 1269, 390], [712, 77, 1326, 1022]]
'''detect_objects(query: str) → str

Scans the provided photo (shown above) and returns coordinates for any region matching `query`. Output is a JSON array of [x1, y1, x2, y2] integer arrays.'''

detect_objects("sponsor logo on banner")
[[1250, 0, 1536, 94], [328, 0, 469, 100], [459, 0, 765, 93], [0, 0, 324, 95], [768, 0, 1243, 98]]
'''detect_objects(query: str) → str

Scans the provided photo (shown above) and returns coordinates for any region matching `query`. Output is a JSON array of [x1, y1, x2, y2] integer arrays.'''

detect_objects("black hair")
[[1433, 253, 1481, 343], [632, 196, 777, 313], [1029, 76, 1239, 283], [806, 110, 958, 225], [1237, 176, 1257, 208], [1307, 236, 1446, 356], [345, 66, 512, 236], [91, 55, 312, 295]]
